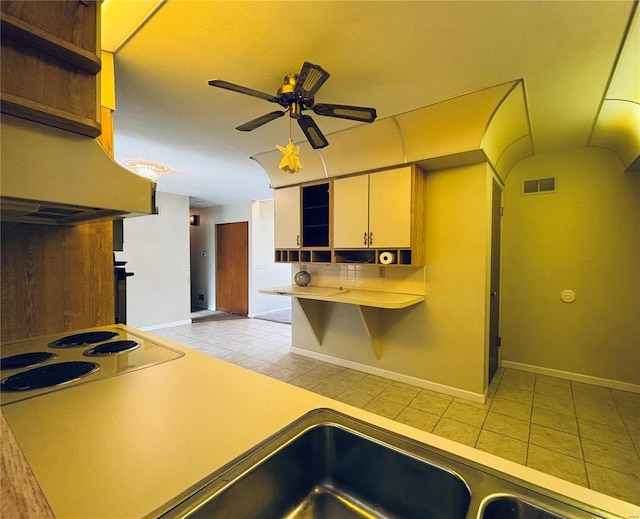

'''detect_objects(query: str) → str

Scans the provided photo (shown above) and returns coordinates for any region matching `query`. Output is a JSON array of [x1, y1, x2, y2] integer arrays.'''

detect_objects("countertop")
[[1, 326, 638, 518], [259, 285, 425, 309]]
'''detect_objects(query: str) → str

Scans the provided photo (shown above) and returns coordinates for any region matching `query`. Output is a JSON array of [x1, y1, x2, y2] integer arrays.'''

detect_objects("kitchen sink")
[[481, 496, 566, 519], [152, 409, 615, 519]]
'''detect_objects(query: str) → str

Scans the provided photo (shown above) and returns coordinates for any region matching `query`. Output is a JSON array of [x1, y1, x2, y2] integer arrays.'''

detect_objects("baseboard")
[[501, 360, 640, 394], [248, 307, 291, 319], [290, 347, 485, 403], [139, 319, 192, 332]]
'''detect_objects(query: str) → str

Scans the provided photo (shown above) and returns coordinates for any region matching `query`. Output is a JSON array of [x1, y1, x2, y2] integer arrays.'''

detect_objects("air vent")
[[522, 177, 556, 195]]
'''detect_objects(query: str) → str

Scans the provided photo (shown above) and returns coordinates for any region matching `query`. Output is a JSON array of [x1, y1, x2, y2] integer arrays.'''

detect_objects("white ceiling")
[[105, 1, 636, 207]]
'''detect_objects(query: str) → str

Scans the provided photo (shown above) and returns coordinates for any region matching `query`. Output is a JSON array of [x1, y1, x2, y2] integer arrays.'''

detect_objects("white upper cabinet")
[[334, 167, 412, 249], [274, 185, 300, 249], [333, 174, 369, 248]]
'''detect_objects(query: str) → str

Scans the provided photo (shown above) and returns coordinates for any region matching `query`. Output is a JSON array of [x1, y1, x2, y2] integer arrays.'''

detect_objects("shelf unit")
[[273, 165, 426, 267], [275, 248, 413, 266]]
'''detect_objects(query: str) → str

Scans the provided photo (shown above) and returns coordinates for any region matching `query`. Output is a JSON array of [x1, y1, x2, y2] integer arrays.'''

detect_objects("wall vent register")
[[522, 177, 556, 195]]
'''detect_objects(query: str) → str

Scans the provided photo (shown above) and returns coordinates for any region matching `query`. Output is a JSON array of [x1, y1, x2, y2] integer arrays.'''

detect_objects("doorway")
[[215, 221, 248, 315], [488, 181, 502, 382]]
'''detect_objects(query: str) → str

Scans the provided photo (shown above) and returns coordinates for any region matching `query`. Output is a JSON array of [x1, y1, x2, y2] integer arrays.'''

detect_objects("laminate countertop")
[[259, 285, 425, 309], [1, 326, 637, 518]]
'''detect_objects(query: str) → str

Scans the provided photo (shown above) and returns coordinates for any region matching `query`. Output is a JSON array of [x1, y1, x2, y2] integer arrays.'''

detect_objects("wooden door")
[[488, 182, 502, 382], [333, 174, 369, 248], [369, 167, 412, 248], [274, 186, 301, 248], [215, 222, 248, 315]]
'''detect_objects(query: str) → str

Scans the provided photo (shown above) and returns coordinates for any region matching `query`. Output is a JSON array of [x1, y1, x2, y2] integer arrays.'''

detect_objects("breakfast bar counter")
[[1, 326, 637, 518]]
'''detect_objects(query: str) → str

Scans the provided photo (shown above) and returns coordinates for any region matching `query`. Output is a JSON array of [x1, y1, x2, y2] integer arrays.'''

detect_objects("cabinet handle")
[[296, 235, 300, 247], [368, 232, 373, 246], [363, 232, 368, 246]]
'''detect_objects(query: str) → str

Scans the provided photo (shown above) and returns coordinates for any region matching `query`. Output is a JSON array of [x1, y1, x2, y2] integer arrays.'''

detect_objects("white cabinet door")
[[333, 174, 370, 248], [274, 185, 300, 248], [369, 167, 412, 248]]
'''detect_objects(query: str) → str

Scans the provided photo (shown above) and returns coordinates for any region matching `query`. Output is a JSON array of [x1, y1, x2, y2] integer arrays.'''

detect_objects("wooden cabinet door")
[[274, 185, 300, 248], [333, 174, 369, 248], [369, 167, 412, 248]]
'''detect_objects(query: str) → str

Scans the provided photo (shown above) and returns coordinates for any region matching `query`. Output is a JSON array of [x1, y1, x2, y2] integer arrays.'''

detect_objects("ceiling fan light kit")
[[208, 62, 378, 155]]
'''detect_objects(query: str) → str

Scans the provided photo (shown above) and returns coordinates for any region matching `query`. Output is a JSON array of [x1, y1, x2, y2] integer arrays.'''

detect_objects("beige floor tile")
[[432, 418, 481, 447], [484, 412, 530, 441], [352, 375, 393, 396], [533, 393, 575, 417], [409, 391, 452, 416], [529, 424, 582, 458], [535, 374, 571, 388], [489, 396, 532, 422], [476, 430, 528, 465], [534, 380, 573, 401], [335, 388, 374, 408], [388, 380, 422, 392], [573, 388, 615, 408], [582, 438, 640, 478], [443, 402, 488, 428], [531, 407, 578, 435], [363, 397, 406, 420], [500, 369, 535, 391], [578, 418, 635, 450], [306, 364, 345, 379], [378, 384, 420, 406], [612, 390, 640, 417], [311, 380, 349, 399], [571, 381, 613, 396], [527, 444, 587, 487], [266, 367, 300, 382], [453, 396, 492, 411], [326, 368, 367, 387], [495, 384, 534, 406], [395, 407, 439, 433], [586, 463, 640, 506], [289, 373, 322, 390], [574, 400, 625, 428]]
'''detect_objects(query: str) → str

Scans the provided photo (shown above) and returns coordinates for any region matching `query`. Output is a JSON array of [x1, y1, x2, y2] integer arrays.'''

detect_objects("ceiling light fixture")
[[123, 160, 171, 181]]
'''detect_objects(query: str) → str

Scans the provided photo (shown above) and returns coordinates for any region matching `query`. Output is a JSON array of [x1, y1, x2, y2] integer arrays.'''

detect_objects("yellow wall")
[[292, 163, 492, 397], [501, 148, 640, 385]]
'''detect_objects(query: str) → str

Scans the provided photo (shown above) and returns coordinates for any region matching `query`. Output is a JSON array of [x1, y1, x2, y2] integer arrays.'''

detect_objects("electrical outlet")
[[379, 266, 385, 278], [198, 293, 204, 301]]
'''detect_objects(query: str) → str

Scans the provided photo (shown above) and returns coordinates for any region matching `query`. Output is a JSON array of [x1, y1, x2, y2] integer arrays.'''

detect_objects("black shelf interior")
[[302, 183, 330, 247]]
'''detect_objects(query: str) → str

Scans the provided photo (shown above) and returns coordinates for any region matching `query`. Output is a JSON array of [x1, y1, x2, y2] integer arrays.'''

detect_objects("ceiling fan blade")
[[298, 115, 329, 149], [208, 79, 280, 103], [294, 62, 330, 101], [236, 111, 286, 131], [313, 103, 377, 123]]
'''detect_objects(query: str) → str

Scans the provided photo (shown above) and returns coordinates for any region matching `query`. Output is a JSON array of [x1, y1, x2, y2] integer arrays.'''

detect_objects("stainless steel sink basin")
[[481, 496, 566, 519], [152, 409, 617, 519]]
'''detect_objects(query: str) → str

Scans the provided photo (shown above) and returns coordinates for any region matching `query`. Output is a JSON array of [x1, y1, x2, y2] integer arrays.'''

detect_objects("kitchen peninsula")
[[1, 326, 637, 519]]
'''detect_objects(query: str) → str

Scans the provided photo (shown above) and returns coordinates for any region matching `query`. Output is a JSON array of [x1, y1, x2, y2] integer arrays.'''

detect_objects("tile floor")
[[154, 315, 640, 506]]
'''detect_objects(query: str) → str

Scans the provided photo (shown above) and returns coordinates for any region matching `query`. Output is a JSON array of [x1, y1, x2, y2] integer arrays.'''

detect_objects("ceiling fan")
[[208, 62, 377, 149]]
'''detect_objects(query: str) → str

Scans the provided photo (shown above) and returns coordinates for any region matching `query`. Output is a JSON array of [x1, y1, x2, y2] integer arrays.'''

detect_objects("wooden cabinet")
[[275, 165, 425, 266], [334, 167, 412, 249], [274, 182, 333, 263], [0, 0, 101, 137], [274, 185, 300, 249]]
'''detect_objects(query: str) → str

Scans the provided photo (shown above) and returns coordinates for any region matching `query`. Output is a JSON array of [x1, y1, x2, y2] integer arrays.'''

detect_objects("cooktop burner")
[[1, 325, 184, 406], [1, 361, 99, 392], [49, 331, 118, 348], [84, 340, 140, 356], [0, 352, 56, 370]]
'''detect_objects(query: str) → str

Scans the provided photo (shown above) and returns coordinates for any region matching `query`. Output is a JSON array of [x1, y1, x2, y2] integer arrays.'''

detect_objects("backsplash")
[[297, 264, 425, 295]]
